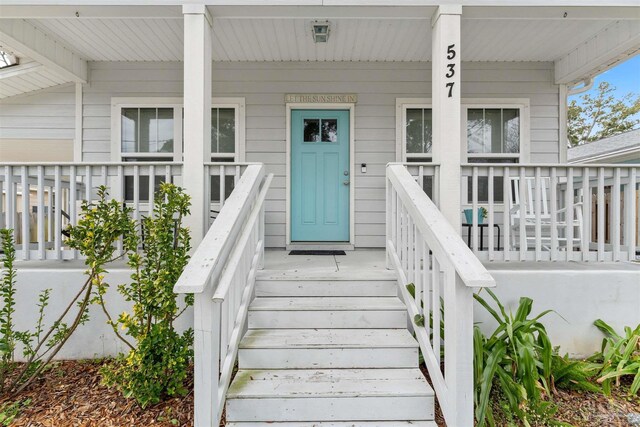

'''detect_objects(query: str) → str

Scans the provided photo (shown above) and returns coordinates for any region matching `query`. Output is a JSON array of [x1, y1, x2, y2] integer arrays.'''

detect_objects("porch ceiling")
[[0, 4, 638, 99], [20, 16, 619, 63]]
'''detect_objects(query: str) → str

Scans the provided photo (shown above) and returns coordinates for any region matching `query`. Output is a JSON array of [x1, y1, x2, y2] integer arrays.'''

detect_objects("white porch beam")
[[0, 19, 87, 83], [555, 20, 640, 85], [432, 5, 463, 234], [0, 61, 43, 80], [0, 5, 181, 19], [183, 5, 212, 250]]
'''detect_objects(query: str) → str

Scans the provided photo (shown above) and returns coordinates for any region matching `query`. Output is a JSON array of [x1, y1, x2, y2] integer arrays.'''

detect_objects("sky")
[[568, 55, 640, 103]]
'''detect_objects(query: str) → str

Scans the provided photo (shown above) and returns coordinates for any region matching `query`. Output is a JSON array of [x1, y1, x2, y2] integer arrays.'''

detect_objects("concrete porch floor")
[[263, 248, 640, 273]]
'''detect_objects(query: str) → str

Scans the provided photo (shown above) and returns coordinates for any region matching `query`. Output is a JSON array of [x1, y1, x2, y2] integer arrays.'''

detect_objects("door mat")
[[289, 250, 346, 256]]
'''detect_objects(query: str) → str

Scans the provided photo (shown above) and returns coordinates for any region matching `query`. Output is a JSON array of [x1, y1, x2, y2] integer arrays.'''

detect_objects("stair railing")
[[386, 163, 495, 427], [174, 164, 272, 427]]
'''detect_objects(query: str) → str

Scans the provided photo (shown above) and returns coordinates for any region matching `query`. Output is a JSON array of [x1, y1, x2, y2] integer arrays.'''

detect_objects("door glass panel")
[[304, 119, 320, 142], [321, 119, 338, 142]]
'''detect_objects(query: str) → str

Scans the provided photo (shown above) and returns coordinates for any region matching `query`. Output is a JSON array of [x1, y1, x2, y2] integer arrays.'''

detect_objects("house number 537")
[[445, 44, 456, 98]]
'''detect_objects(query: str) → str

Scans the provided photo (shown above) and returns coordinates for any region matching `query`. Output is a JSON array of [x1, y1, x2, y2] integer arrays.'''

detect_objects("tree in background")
[[568, 81, 640, 146]]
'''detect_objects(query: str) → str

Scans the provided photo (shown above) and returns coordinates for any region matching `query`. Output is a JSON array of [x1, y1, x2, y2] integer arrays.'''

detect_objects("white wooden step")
[[255, 280, 398, 297], [248, 297, 407, 329], [238, 329, 418, 369], [226, 422, 438, 426], [226, 369, 434, 422]]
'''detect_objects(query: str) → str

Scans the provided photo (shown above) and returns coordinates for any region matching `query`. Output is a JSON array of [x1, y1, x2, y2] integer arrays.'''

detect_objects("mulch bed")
[[1, 360, 194, 427], [1, 360, 638, 426]]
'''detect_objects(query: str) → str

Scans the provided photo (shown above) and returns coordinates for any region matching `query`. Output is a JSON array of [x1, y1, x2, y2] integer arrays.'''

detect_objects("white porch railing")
[[0, 162, 183, 260], [173, 164, 272, 427], [402, 163, 440, 205], [462, 164, 639, 262], [386, 163, 495, 427]]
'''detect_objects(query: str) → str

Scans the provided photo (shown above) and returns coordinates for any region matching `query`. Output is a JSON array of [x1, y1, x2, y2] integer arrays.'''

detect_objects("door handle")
[[343, 180, 350, 185]]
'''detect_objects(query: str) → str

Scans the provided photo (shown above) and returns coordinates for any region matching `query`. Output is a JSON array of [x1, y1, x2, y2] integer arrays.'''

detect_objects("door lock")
[[344, 170, 349, 176], [343, 180, 350, 185]]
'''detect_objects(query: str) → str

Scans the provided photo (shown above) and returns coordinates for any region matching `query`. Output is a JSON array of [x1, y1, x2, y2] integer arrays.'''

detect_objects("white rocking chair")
[[508, 176, 584, 252]]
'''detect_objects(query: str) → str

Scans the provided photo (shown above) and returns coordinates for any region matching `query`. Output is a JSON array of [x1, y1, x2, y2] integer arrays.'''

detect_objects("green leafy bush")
[[473, 289, 597, 427], [589, 319, 640, 396], [98, 183, 193, 408], [0, 399, 30, 425]]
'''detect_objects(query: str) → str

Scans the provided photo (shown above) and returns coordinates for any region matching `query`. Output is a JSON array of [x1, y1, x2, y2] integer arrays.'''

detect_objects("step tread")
[[239, 329, 418, 349], [257, 270, 397, 281], [249, 297, 405, 311], [227, 369, 433, 399], [226, 423, 439, 426]]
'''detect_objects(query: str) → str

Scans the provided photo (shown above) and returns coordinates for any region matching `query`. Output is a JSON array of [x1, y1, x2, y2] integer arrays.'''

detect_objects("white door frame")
[[285, 102, 356, 250]]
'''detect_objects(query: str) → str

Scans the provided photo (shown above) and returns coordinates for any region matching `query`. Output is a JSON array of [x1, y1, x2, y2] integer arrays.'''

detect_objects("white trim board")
[[285, 102, 356, 248]]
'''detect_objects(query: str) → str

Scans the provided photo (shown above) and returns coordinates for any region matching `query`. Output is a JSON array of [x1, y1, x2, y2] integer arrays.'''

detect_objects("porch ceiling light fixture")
[[312, 20, 331, 43]]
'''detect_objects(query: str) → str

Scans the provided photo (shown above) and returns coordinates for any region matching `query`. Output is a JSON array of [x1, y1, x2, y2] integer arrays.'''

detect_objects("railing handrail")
[[0, 161, 182, 166], [387, 163, 495, 288], [173, 164, 265, 294], [462, 162, 639, 169]]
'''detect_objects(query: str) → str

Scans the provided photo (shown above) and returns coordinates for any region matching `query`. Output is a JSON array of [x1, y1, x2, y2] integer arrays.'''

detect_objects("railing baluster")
[[415, 230, 423, 316], [205, 165, 211, 228], [565, 167, 575, 261], [21, 166, 30, 260], [432, 258, 441, 366], [612, 168, 621, 261], [581, 167, 591, 261], [408, 216, 414, 284], [518, 167, 527, 261], [54, 166, 62, 260], [550, 168, 558, 261], [597, 168, 605, 261], [0, 175, 4, 230], [503, 167, 510, 261], [133, 165, 140, 229], [220, 165, 226, 210], [624, 168, 637, 261], [488, 167, 494, 260], [5, 167, 15, 237], [85, 165, 92, 203], [37, 166, 45, 260], [148, 165, 155, 218], [422, 240, 430, 338], [534, 167, 542, 261], [471, 166, 478, 252]]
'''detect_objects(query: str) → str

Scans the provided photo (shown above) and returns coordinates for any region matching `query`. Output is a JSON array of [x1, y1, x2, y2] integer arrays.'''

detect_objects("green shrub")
[[589, 319, 640, 396], [473, 289, 597, 427], [98, 183, 193, 408], [0, 399, 30, 425]]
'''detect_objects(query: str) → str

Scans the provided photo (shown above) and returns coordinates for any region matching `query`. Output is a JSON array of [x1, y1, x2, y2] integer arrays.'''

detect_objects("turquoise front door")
[[291, 109, 350, 242]]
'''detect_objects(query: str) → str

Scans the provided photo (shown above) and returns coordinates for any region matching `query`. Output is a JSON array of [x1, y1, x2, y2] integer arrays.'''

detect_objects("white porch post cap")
[[432, 4, 462, 27], [182, 4, 212, 24]]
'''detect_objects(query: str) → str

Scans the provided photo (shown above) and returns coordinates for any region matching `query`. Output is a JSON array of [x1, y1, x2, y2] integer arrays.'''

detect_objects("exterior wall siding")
[[0, 61, 560, 248]]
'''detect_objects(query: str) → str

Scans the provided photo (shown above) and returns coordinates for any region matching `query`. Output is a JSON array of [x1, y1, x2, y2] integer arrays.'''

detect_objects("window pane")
[[212, 108, 235, 153], [304, 119, 320, 142], [139, 108, 156, 153], [423, 109, 433, 153], [406, 109, 432, 154], [467, 109, 485, 153], [121, 108, 138, 153], [157, 108, 174, 153], [503, 109, 520, 153], [485, 109, 502, 153], [321, 119, 337, 142]]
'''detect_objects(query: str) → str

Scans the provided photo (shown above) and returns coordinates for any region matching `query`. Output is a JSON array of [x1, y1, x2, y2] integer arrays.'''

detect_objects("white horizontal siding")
[[0, 61, 560, 248]]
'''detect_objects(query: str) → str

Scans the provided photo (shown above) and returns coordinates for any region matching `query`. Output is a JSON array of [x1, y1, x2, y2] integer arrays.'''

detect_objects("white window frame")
[[395, 97, 530, 163], [111, 97, 246, 162]]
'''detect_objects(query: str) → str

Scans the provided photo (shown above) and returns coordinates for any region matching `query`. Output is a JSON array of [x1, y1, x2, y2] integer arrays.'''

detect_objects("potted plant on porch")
[[463, 207, 488, 224]]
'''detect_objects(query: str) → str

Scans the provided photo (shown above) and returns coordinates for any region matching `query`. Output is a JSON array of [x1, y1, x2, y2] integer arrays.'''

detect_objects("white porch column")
[[183, 5, 212, 247], [432, 5, 462, 234]]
